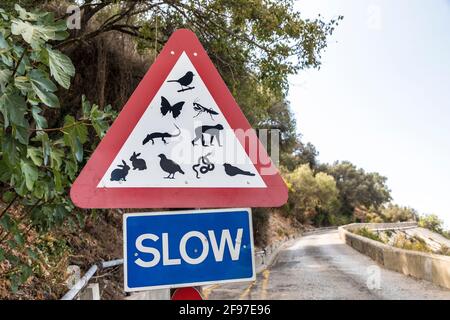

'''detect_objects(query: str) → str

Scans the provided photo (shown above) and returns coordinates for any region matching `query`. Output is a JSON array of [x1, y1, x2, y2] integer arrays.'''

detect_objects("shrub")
[[284, 164, 339, 225], [392, 234, 432, 253], [353, 227, 384, 243]]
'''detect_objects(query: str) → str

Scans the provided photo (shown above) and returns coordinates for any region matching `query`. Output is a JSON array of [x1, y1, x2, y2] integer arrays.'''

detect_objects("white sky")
[[289, 0, 450, 227]]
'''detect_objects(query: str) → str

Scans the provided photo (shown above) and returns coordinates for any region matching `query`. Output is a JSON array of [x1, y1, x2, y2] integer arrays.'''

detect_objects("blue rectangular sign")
[[123, 208, 255, 291]]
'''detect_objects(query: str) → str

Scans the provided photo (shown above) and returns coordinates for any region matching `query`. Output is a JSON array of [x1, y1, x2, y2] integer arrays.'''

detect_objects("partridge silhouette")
[[158, 154, 185, 179], [167, 71, 194, 91], [223, 163, 255, 177]]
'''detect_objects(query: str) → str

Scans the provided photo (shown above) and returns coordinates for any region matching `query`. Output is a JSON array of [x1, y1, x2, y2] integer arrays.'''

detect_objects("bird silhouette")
[[223, 163, 255, 177], [167, 71, 195, 92], [158, 154, 185, 179]]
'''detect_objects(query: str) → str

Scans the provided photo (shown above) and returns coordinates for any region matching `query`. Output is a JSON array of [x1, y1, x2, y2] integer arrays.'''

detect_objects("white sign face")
[[97, 52, 266, 188]]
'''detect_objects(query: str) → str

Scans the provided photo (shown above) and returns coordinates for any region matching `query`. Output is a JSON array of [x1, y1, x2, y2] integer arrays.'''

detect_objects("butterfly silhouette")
[[160, 96, 184, 119]]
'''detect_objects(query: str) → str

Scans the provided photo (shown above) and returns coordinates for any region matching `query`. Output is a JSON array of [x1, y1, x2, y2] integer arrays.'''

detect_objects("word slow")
[[134, 229, 243, 267]]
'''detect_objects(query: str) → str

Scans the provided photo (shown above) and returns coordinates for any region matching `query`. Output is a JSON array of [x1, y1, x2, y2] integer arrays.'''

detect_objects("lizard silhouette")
[[142, 124, 181, 145]]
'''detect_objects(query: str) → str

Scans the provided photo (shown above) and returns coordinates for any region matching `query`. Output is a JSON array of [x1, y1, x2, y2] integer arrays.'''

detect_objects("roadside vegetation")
[[352, 227, 450, 256], [0, 1, 448, 298], [353, 227, 384, 243]]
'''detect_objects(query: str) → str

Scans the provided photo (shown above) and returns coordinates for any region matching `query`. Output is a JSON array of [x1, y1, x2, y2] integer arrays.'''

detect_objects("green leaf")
[[65, 159, 78, 180], [27, 147, 43, 166], [1, 53, 13, 67], [11, 19, 44, 49], [0, 91, 27, 128], [0, 69, 12, 92], [50, 147, 63, 170], [14, 76, 32, 93], [46, 48, 75, 89], [63, 115, 88, 162], [10, 274, 19, 293], [20, 159, 38, 190], [0, 9, 8, 21], [31, 106, 48, 129], [2, 191, 16, 203], [15, 4, 45, 22], [14, 233, 24, 246], [0, 214, 14, 232], [81, 95, 91, 117], [13, 123, 29, 145], [20, 264, 33, 283], [53, 169, 62, 192], [26, 248, 38, 261], [1, 133, 18, 164], [11, 15, 66, 50], [0, 33, 9, 49], [29, 69, 59, 108], [33, 131, 50, 165]]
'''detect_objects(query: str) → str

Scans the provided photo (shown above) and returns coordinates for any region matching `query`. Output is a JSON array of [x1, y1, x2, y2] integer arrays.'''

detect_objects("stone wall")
[[339, 223, 450, 290]]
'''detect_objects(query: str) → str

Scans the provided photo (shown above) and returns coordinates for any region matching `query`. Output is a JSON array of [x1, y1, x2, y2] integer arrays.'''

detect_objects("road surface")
[[205, 229, 450, 300]]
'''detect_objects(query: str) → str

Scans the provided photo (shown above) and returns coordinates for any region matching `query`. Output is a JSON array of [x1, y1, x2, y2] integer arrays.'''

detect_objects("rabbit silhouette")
[[110, 160, 130, 181], [130, 152, 147, 171]]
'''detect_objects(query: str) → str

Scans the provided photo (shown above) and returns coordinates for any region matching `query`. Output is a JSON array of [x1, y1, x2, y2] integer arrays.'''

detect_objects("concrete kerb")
[[339, 223, 450, 290]]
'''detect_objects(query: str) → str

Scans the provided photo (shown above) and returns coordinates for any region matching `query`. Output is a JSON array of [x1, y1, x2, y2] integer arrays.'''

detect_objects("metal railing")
[[61, 259, 123, 300]]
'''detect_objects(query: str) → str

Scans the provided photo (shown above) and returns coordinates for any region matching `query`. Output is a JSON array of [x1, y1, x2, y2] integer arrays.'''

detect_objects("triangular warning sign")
[[70, 29, 287, 208]]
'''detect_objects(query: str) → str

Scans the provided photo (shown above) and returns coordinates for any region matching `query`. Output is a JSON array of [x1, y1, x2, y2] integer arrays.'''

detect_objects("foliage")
[[392, 234, 432, 253], [321, 161, 392, 216], [252, 208, 270, 247], [418, 214, 449, 239], [0, 5, 116, 291], [284, 164, 339, 224], [381, 204, 418, 222], [353, 227, 384, 243]]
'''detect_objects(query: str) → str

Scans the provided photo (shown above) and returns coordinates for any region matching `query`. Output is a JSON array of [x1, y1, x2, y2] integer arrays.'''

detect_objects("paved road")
[[205, 230, 450, 300]]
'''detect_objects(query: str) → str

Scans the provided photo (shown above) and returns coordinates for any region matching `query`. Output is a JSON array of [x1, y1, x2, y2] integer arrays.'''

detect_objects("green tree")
[[0, 5, 116, 291], [284, 164, 339, 225], [322, 161, 392, 216], [418, 214, 445, 234], [381, 204, 418, 222]]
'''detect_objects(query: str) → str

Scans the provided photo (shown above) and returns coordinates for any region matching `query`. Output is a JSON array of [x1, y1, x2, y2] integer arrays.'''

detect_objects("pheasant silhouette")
[[158, 154, 185, 179]]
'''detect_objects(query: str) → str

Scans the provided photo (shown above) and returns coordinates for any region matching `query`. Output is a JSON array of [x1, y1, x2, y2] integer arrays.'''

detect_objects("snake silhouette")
[[193, 153, 215, 179]]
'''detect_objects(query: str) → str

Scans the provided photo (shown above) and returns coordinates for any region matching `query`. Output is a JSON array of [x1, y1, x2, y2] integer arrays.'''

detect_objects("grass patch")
[[392, 234, 432, 253], [353, 227, 384, 243]]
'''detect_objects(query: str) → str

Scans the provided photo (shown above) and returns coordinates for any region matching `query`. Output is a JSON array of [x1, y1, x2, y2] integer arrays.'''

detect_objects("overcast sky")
[[289, 0, 450, 227]]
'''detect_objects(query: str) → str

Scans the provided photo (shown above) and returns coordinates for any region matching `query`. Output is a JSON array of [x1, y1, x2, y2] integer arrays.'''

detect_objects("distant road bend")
[[206, 229, 450, 300]]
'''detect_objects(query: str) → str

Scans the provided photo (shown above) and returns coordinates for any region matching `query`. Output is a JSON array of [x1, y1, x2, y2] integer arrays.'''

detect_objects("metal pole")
[[60, 259, 124, 300], [61, 264, 98, 300], [102, 259, 123, 268]]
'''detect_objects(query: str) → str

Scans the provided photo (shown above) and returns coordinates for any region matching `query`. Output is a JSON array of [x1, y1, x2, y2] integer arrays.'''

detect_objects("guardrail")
[[61, 259, 123, 300], [339, 222, 450, 289]]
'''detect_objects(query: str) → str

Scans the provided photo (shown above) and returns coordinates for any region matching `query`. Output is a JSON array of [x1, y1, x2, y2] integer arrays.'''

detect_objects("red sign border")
[[70, 29, 288, 208]]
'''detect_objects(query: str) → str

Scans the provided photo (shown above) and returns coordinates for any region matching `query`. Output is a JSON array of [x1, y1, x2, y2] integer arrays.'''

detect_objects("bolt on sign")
[[70, 29, 287, 208]]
